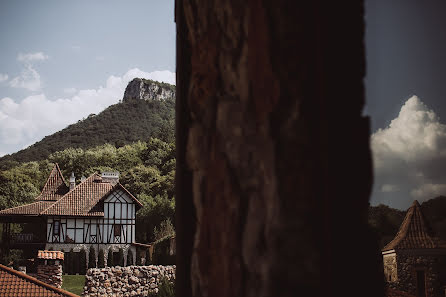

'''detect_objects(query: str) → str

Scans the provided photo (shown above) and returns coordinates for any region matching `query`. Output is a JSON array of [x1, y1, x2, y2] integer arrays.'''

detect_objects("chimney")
[[36, 250, 64, 288], [101, 172, 120, 184], [69, 172, 76, 190]]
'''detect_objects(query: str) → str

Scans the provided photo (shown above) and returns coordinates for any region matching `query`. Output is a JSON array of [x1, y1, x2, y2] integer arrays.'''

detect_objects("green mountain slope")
[[0, 92, 174, 167]]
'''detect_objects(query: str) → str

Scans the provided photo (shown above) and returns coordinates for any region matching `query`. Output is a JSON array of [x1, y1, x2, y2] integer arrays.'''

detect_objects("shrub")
[[152, 236, 175, 265], [79, 248, 87, 275], [127, 250, 133, 266], [145, 248, 151, 265], [98, 249, 105, 268], [153, 218, 175, 241], [107, 248, 113, 267], [88, 246, 96, 269], [68, 248, 75, 274], [158, 276, 175, 297], [118, 248, 124, 267]]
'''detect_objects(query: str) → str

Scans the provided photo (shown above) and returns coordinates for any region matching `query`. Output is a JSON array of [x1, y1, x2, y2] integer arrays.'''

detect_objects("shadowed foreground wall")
[[175, 1, 384, 297]]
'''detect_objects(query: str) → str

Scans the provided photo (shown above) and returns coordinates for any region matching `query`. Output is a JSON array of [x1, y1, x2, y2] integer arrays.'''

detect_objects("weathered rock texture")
[[83, 265, 175, 297], [36, 263, 63, 288], [175, 1, 384, 297], [386, 253, 446, 297], [123, 78, 175, 102]]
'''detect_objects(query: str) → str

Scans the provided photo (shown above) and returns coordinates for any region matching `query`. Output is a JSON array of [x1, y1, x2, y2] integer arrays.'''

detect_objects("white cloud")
[[0, 68, 175, 157], [17, 52, 49, 62], [9, 64, 42, 91], [371, 95, 446, 209], [0, 74, 8, 82]]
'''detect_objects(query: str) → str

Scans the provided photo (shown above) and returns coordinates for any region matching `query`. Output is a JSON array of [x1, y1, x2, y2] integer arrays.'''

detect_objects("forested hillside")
[[0, 139, 175, 243], [0, 95, 174, 167]]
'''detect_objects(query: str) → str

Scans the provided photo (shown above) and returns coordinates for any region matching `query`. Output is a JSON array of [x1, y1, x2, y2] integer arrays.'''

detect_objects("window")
[[114, 224, 121, 243], [53, 221, 60, 235]]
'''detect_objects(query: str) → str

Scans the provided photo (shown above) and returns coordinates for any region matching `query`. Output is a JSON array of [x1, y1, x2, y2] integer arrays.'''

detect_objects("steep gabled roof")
[[40, 174, 142, 216], [36, 164, 69, 201], [0, 264, 78, 297], [382, 200, 446, 251]]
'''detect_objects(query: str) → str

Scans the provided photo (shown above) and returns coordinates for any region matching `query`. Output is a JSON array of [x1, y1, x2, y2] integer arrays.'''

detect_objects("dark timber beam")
[[175, 1, 384, 297]]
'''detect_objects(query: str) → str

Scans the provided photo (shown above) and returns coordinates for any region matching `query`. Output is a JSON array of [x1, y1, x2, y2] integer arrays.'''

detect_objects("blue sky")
[[0, 0, 175, 156]]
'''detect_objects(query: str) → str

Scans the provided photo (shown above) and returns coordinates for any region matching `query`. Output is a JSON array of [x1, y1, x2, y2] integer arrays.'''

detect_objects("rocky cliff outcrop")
[[123, 78, 175, 102]]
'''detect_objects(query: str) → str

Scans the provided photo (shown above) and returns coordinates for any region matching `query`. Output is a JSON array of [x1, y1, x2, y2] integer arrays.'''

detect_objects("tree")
[[136, 249, 142, 266], [145, 248, 151, 265], [127, 250, 133, 266], [88, 246, 96, 269], [68, 248, 75, 275], [98, 249, 105, 268], [107, 248, 113, 267], [79, 248, 87, 275]]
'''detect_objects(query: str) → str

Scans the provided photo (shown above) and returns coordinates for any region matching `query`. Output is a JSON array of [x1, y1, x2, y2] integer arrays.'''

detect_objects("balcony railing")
[[11, 233, 34, 243]]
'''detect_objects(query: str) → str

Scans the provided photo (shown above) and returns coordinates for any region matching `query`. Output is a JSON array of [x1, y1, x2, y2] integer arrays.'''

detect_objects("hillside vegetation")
[[0, 97, 174, 167]]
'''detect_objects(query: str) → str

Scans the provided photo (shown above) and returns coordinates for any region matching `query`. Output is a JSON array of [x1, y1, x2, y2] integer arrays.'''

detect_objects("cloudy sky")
[[0, 0, 175, 156], [1, 1, 446, 210], [366, 0, 446, 209]]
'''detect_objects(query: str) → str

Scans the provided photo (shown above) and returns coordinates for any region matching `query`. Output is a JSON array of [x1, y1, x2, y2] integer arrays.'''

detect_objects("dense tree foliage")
[[0, 96, 175, 165], [0, 138, 175, 244]]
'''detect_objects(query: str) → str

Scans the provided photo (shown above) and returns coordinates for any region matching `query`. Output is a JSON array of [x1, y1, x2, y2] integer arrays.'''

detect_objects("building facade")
[[0, 164, 142, 270]]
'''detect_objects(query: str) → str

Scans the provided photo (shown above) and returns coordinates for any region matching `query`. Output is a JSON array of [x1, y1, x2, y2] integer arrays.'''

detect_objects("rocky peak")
[[123, 78, 175, 102]]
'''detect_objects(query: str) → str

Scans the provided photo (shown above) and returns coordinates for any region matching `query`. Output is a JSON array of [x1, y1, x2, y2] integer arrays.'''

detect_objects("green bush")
[[79, 249, 87, 275], [98, 249, 105, 268], [88, 246, 96, 269], [152, 236, 175, 265], [127, 250, 133, 266], [107, 249, 113, 267], [158, 276, 175, 297], [145, 248, 151, 265], [118, 248, 124, 267], [69, 248, 75, 274]]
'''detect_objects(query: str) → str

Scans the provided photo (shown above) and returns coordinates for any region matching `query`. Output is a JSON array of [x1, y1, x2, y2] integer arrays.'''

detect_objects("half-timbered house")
[[0, 164, 142, 270]]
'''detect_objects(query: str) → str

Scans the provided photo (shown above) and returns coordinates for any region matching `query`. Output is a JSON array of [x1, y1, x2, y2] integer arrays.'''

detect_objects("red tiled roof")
[[36, 164, 69, 201], [0, 264, 78, 297], [383, 200, 446, 251], [0, 166, 140, 218], [41, 174, 142, 216], [0, 201, 54, 216], [37, 250, 64, 260]]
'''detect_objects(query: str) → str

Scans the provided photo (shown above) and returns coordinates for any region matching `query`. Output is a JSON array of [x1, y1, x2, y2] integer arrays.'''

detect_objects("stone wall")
[[83, 265, 175, 297], [390, 253, 446, 297], [36, 263, 63, 288]]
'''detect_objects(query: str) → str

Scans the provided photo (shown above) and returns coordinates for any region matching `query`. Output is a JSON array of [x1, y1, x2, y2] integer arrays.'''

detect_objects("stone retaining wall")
[[83, 265, 175, 297]]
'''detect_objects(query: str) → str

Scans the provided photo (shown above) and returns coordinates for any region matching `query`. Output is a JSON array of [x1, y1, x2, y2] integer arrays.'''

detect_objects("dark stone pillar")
[[175, 1, 384, 297]]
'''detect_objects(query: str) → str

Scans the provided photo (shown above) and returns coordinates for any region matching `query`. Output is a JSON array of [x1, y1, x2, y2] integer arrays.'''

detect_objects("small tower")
[[382, 201, 446, 297], [36, 250, 64, 288]]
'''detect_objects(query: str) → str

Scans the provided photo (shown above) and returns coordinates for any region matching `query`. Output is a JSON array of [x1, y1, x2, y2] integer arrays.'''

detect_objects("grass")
[[62, 275, 85, 296]]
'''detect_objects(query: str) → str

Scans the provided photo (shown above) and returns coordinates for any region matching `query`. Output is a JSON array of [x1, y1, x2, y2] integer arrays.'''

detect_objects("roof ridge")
[[0, 264, 79, 297]]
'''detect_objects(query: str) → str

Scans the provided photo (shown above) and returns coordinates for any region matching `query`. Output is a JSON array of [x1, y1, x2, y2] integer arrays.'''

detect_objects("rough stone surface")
[[385, 252, 446, 297], [123, 78, 175, 102], [83, 265, 175, 297], [36, 264, 63, 288], [175, 1, 384, 297]]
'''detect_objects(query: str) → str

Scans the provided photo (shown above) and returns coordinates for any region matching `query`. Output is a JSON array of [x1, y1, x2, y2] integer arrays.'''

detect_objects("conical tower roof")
[[382, 200, 446, 251], [36, 163, 69, 201]]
